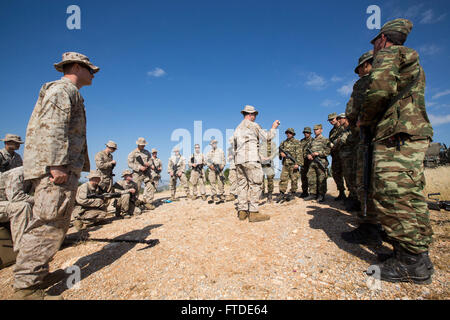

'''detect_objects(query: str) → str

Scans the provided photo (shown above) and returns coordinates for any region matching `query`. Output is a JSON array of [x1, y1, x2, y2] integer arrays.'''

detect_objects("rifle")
[[191, 155, 204, 173], [86, 192, 122, 200], [360, 126, 373, 218], [279, 146, 300, 171], [150, 157, 161, 175], [136, 155, 150, 175], [213, 164, 225, 184], [171, 163, 179, 180], [427, 193, 450, 211], [63, 236, 159, 246], [305, 146, 327, 171], [0, 153, 10, 173]]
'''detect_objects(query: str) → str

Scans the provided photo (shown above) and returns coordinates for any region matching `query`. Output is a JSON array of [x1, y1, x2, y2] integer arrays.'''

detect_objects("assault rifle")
[[360, 126, 373, 218], [305, 146, 327, 171], [86, 192, 122, 200], [191, 156, 204, 173], [212, 164, 225, 184], [136, 155, 151, 176], [427, 193, 450, 211], [279, 146, 300, 171], [171, 163, 179, 180]]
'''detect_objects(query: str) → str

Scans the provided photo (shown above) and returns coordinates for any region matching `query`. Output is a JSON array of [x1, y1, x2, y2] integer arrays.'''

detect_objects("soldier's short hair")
[[383, 31, 407, 45]]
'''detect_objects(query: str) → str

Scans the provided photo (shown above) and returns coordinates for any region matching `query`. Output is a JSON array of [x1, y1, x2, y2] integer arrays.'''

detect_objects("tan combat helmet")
[[54, 52, 100, 73]]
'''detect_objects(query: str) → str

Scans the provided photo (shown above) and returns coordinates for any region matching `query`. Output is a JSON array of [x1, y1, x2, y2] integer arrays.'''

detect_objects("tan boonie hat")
[[370, 18, 413, 44], [136, 137, 148, 145], [1, 134, 24, 144], [151, 148, 158, 153], [121, 169, 133, 177], [313, 124, 323, 130], [303, 127, 312, 134], [173, 147, 180, 152], [106, 141, 117, 149], [210, 139, 218, 145], [354, 50, 374, 74], [86, 170, 101, 179], [54, 52, 100, 73], [337, 113, 346, 119], [241, 105, 259, 115], [328, 112, 337, 121]]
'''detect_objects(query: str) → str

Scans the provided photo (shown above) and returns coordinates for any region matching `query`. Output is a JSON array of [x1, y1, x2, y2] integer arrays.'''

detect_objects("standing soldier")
[[233, 105, 279, 222], [299, 127, 313, 198], [0, 134, 24, 173], [226, 137, 237, 202], [15, 52, 97, 299], [206, 139, 226, 204], [95, 140, 117, 213], [168, 147, 189, 201], [304, 124, 331, 202], [259, 137, 277, 203], [277, 128, 302, 202], [361, 19, 434, 284], [328, 113, 346, 201], [189, 144, 207, 200], [127, 137, 156, 210], [113, 169, 141, 218], [149, 148, 162, 192]]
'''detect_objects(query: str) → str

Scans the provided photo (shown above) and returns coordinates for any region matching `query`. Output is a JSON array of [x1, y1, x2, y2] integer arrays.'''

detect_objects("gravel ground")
[[0, 176, 448, 300]]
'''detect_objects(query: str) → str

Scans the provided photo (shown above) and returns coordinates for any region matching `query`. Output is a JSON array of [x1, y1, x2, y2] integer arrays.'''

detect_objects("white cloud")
[[331, 75, 343, 82], [428, 114, 450, 126], [321, 99, 341, 107], [418, 44, 441, 56], [432, 89, 450, 100], [420, 9, 447, 24], [337, 81, 354, 97], [147, 67, 167, 77], [426, 101, 437, 107], [305, 72, 327, 90], [388, 5, 446, 24]]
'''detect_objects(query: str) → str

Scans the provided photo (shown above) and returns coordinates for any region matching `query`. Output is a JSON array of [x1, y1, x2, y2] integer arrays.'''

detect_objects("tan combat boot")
[[237, 210, 249, 221], [225, 194, 235, 202], [248, 212, 270, 223], [145, 203, 155, 210], [73, 220, 85, 231], [13, 286, 63, 300], [201, 194, 207, 201]]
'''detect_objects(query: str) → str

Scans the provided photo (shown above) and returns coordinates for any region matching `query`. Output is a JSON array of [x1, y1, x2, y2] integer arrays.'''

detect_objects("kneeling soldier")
[[113, 169, 141, 218]]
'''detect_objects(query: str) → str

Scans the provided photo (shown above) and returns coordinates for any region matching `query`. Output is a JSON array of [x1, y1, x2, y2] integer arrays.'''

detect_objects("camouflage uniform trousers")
[[307, 160, 328, 195], [236, 162, 263, 212], [279, 164, 299, 194], [340, 150, 357, 200], [372, 137, 433, 254], [300, 160, 311, 193], [72, 206, 109, 226], [170, 173, 189, 198], [189, 169, 206, 196], [13, 174, 78, 289], [261, 165, 275, 194], [0, 201, 32, 252], [208, 170, 224, 196], [117, 193, 141, 216], [228, 168, 237, 195], [133, 172, 156, 204], [331, 152, 345, 192]]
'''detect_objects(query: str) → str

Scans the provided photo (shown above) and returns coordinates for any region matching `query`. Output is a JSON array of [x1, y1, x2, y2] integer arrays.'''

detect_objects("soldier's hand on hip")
[[49, 166, 69, 184], [272, 120, 280, 129]]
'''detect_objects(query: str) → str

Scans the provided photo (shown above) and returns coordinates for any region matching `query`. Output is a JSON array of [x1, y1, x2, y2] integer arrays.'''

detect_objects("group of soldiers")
[[0, 17, 437, 300]]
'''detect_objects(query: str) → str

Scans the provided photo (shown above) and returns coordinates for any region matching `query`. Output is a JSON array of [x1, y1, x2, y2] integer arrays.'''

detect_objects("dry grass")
[[424, 166, 450, 200]]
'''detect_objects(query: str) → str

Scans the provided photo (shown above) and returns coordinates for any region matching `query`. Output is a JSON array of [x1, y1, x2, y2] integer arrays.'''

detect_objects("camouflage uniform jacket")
[[95, 150, 114, 179], [345, 75, 371, 128], [360, 45, 433, 141], [308, 135, 331, 166], [0, 167, 33, 203], [190, 153, 206, 169], [259, 140, 277, 167], [0, 148, 23, 173], [299, 136, 313, 161], [75, 182, 103, 208], [334, 126, 358, 157], [149, 156, 163, 177], [23, 77, 90, 180], [279, 137, 303, 166], [127, 148, 152, 173], [206, 148, 226, 168], [233, 119, 276, 165], [329, 125, 345, 155], [168, 155, 186, 175], [113, 179, 139, 196], [227, 145, 236, 169]]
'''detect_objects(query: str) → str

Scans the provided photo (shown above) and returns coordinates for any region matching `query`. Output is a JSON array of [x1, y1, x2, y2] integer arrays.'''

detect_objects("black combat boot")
[[368, 243, 433, 284], [267, 193, 273, 203], [335, 190, 346, 201], [317, 194, 325, 203], [304, 194, 317, 201], [275, 192, 285, 203], [299, 191, 309, 198], [341, 223, 383, 245], [377, 250, 435, 275], [345, 197, 360, 212]]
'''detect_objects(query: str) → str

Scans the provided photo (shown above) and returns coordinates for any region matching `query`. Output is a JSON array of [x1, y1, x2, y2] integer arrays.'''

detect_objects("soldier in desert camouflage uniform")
[[14, 52, 97, 299], [259, 137, 277, 203], [0, 134, 24, 173], [360, 19, 434, 284], [233, 105, 279, 222], [299, 127, 313, 198], [226, 138, 237, 202], [168, 147, 190, 201], [127, 138, 156, 210], [113, 169, 141, 218], [206, 140, 226, 204], [95, 140, 117, 213], [304, 124, 331, 202], [189, 144, 207, 201], [328, 113, 346, 201], [277, 128, 302, 202], [0, 166, 33, 252], [149, 148, 163, 192]]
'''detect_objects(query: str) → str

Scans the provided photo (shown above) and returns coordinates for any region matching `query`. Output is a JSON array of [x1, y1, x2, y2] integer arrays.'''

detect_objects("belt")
[[261, 164, 272, 168]]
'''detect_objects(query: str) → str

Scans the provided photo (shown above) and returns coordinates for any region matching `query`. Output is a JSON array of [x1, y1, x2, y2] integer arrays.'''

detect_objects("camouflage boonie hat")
[[151, 148, 158, 153], [285, 128, 296, 135], [1, 134, 24, 144], [241, 105, 258, 115], [354, 50, 373, 74], [86, 170, 101, 179], [328, 113, 337, 121], [303, 127, 312, 134], [173, 147, 180, 152], [54, 52, 100, 73], [121, 169, 133, 177], [106, 140, 117, 149], [337, 113, 346, 119], [370, 18, 413, 44], [136, 137, 148, 145], [313, 124, 323, 130]]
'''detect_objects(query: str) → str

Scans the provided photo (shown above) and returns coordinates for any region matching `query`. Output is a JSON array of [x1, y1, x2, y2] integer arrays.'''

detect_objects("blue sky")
[[1, 0, 449, 180]]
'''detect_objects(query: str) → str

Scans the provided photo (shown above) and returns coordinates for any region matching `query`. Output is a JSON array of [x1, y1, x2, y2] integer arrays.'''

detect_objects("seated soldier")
[[113, 169, 142, 218], [72, 171, 111, 230]]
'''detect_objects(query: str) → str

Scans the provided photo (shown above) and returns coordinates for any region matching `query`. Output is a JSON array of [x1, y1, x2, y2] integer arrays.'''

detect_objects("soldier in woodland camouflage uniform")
[[328, 113, 346, 200], [360, 19, 434, 284], [168, 148, 190, 201], [0, 167, 33, 252], [14, 52, 97, 299], [95, 140, 117, 213], [113, 169, 141, 218], [127, 138, 156, 210], [259, 137, 277, 203], [233, 105, 279, 222], [189, 144, 207, 200], [0, 134, 24, 173], [299, 127, 313, 198], [226, 138, 237, 202], [277, 128, 302, 202], [206, 140, 226, 204], [72, 171, 110, 230], [304, 124, 331, 202]]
